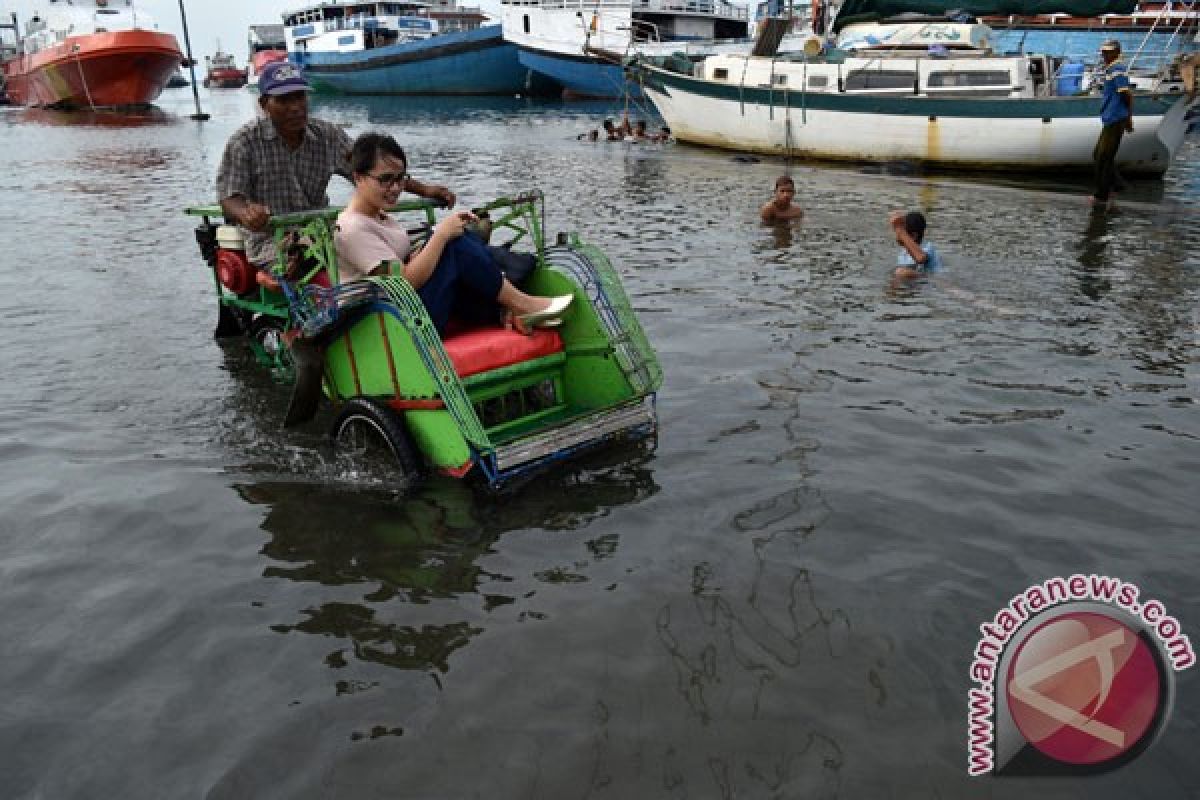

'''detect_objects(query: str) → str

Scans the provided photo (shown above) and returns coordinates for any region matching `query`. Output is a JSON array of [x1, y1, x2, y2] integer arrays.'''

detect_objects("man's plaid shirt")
[[216, 116, 353, 266]]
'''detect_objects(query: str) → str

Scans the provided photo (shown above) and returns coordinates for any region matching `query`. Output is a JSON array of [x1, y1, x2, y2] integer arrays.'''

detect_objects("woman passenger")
[[334, 133, 571, 335]]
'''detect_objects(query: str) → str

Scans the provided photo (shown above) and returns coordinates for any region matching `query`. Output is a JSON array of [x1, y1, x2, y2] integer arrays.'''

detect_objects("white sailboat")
[[635, 7, 1198, 173]]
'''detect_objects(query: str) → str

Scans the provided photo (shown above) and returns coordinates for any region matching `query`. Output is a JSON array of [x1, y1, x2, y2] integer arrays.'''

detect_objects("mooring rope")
[[72, 45, 97, 111]]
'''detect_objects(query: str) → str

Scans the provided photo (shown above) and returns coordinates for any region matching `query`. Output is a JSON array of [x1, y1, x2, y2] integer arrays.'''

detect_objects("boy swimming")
[[890, 210, 941, 279], [760, 175, 804, 223]]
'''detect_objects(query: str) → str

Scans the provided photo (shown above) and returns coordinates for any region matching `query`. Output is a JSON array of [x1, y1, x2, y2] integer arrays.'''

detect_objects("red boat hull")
[[250, 50, 288, 74], [204, 68, 248, 89], [2, 30, 181, 109]]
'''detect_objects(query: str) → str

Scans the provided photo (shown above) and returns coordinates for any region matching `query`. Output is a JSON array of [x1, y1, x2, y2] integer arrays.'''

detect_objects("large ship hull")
[[248, 49, 288, 89], [2, 30, 181, 109], [516, 45, 641, 99], [638, 63, 1197, 175], [205, 69, 248, 89], [500, 1, 752, 99], [291, 25, 557, 95]]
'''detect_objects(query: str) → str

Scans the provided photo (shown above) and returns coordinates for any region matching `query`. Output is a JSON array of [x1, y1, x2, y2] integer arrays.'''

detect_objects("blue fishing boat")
[[284, 1, 558, 95]]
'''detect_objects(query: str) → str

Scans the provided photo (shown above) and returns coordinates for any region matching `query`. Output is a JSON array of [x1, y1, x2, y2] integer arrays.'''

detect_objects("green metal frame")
[[186, 192, 663, 486]]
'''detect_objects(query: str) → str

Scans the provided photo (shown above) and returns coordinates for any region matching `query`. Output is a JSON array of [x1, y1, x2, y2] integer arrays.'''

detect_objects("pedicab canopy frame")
[[186, 191, 662, 488]]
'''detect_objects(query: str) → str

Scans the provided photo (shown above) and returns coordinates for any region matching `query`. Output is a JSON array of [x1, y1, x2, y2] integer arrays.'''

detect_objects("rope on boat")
[[738, 54, 750, 116], [583, 34, 676, 134], [72, 46, 97, 112]]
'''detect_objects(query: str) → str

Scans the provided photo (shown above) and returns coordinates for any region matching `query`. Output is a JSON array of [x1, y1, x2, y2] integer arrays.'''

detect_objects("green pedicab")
[[186, 192, 662, 488]]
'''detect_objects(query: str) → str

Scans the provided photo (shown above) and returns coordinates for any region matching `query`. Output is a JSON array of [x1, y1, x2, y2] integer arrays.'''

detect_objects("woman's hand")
[[432, 210, 478, 241]]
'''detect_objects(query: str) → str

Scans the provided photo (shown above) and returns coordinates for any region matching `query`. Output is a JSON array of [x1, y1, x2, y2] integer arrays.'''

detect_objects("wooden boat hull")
[[2, 30, 181, 108], [516, 45, 641, 99], [638, 64, 1198, 174], [291, 25, 557, 96], [204, 69, 248, 89]]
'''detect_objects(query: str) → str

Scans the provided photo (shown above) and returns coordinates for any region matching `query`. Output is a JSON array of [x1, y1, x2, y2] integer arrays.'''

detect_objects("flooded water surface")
[[1, 89, 1198, 798]]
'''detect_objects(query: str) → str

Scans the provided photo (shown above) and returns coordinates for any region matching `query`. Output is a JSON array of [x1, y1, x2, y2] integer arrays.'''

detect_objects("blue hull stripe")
[[517, 46, 643, 99], [292, 25, 549, 95], [639, 65, 1178, 118]]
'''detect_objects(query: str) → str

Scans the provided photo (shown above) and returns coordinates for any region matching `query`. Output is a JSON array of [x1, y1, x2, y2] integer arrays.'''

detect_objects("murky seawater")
[[1, 87, 1197, 798]]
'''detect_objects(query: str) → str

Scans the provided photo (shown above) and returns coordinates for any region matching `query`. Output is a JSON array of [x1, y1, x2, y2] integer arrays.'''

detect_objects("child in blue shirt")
[[890, 210, 941, 279]]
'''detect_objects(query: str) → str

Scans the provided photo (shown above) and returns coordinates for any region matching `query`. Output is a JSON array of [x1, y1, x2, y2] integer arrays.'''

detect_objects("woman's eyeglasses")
[[369, 172, 407, 187]]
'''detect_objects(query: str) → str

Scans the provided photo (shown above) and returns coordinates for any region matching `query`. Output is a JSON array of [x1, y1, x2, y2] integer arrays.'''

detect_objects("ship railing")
[[1126, 0, 1200, 73], [320, 11, 434, 35], [517, 0, 747, 21], [1050, 44, 1193, 73], [629, 18, 662, 43], [632, 0, 748, 20]]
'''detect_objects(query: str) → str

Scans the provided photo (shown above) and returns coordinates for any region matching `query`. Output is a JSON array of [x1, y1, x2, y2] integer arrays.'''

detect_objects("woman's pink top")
[[334, 209, 411, 283]]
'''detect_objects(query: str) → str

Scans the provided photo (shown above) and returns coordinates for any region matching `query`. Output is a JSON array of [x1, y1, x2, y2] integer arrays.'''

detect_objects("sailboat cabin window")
[[523, 15, 530, 34], [713, 68, 729, 80], [773, 74, 787, 86], [927, 71, 1011, 88], [844, 70, 915, 91], [807, 75, 828, 89]]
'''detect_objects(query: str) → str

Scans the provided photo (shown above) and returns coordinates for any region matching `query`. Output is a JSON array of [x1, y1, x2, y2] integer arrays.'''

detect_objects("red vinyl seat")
[[442, 327, 563, 379]]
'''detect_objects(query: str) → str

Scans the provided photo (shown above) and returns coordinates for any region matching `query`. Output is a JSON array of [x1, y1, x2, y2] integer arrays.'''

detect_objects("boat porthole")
[[1042, 117, 1051, 124], [928, 115, 937, 122]]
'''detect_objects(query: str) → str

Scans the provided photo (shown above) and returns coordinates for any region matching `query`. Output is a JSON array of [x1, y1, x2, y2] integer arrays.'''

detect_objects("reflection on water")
[[234, 447, 658, 676], [312, 94, 623, 127], [18, 106, 176, 128], [1076, 209, 1116, 300]]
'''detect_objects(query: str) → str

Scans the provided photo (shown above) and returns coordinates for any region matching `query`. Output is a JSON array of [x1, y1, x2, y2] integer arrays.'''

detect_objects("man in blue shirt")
[[1092, 40, 1134, 209]]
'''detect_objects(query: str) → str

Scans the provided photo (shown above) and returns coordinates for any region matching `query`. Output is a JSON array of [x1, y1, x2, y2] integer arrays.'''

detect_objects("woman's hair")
[[350, 132, 406, 175]]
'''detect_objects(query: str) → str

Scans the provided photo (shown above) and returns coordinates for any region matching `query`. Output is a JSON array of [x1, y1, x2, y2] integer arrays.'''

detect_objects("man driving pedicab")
[[215, 61, 455, 271], [214, 61, 458, 426]]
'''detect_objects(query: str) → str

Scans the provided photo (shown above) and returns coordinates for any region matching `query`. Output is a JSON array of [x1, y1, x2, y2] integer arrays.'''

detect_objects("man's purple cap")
[[259, 62, 312, 96]]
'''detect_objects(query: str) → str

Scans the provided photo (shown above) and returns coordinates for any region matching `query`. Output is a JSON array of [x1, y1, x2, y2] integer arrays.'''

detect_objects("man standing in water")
[[1091, 40, 1134, 210], [216, 61, 455, 268]]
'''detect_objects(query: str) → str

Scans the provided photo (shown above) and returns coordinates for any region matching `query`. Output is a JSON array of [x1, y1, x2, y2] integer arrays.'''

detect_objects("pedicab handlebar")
[[182, 198, 447, 228], [183, 191, 542, 229]]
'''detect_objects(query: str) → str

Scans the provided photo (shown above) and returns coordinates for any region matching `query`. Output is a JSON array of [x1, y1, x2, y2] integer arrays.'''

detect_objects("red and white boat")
[[1, 0, 182, 109], [246, 24, 288, 90], [204, 49, 248, 89]]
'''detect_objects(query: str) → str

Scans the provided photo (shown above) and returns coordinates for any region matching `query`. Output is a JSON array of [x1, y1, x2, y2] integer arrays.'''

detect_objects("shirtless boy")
[[760, 175, 804, 223]]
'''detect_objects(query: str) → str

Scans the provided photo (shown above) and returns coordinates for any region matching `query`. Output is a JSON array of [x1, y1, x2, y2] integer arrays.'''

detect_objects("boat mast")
[[176, 0, 210, 120]]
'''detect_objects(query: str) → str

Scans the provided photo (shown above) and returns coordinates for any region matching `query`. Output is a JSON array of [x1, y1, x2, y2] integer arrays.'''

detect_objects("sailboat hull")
[[640, 64, 1197, 174]]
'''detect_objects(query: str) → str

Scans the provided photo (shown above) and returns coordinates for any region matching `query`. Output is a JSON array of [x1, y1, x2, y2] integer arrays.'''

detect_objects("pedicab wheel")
[[331, 397, 424, 484]]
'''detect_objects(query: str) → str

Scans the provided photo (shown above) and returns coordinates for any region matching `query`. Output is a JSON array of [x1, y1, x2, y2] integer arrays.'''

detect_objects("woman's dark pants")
[[416, 233, 505, 334]]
